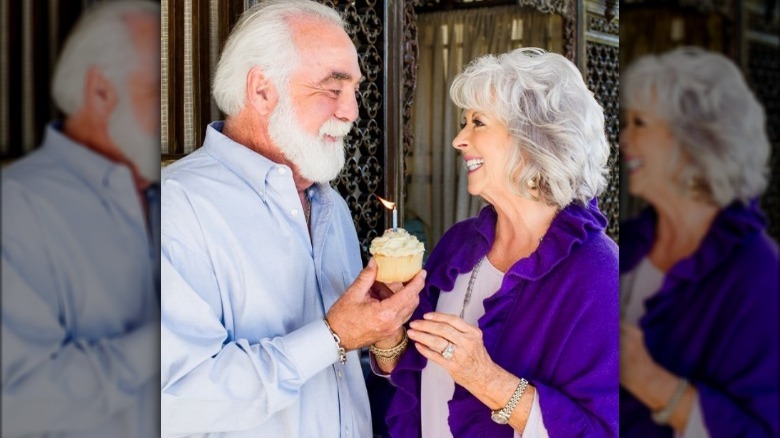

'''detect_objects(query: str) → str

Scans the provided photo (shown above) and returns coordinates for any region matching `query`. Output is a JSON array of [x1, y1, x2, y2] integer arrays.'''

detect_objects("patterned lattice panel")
[[748, 42, 780, 241], [587, 41, 620, 241]]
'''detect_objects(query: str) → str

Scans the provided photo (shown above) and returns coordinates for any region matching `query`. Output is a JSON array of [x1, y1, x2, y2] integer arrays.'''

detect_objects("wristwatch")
[[491, 378, 528, 425]]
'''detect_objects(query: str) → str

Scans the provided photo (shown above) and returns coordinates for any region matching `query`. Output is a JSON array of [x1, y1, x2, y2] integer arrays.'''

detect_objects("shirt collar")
[[42, 122, 133, 191], [202, 121, 286, 201], [202, 121, 332, 203]]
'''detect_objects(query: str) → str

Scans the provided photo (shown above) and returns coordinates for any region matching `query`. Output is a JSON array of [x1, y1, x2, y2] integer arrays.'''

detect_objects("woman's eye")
[[459, 121, 467, 129], [473, 119, 485, 127]]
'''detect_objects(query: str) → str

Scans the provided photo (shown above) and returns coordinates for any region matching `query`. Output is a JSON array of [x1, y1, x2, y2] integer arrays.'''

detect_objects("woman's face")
[[620, 107, 685, 200], [451, 109, 514, 199]]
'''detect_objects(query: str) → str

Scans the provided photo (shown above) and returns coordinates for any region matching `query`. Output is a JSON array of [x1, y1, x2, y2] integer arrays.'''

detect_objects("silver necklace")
[[459, 256, 485, 319]]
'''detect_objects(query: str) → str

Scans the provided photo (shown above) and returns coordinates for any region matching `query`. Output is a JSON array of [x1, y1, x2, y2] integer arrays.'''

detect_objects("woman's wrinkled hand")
[[407, 312, 497, 391]]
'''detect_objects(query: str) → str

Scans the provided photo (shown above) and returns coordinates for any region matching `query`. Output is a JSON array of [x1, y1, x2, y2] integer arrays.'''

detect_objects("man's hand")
[[325, 258, 425, 350]]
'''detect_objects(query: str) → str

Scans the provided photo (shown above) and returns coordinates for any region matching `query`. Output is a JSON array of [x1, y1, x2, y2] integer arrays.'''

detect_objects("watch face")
[[491, 412, 509, 425]]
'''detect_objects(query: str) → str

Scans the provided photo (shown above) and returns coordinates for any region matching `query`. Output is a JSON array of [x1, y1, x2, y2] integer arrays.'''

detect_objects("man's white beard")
[[268, 91, 352, 184], [108, 95, 161, 183]]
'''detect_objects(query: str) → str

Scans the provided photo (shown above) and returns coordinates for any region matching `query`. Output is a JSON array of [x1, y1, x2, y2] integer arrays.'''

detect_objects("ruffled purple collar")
[[619, 200, 767, 280], [430, 198, 608, 289]]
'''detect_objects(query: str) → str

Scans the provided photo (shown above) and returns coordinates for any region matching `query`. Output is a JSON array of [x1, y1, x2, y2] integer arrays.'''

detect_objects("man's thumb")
[[350, 258, 378, 293]]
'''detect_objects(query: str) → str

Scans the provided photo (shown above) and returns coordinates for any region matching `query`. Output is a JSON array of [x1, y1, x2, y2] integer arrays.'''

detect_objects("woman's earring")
[[686, 173, 710, 201], [527, 175, 539, 190]]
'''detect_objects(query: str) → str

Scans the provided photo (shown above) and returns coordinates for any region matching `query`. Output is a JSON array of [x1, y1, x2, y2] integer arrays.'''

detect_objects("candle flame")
[[376, 195, 395, 210]]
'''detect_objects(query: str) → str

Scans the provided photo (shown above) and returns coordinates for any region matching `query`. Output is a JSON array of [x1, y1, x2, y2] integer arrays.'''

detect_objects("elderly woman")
[[369, 48, 618, 437], [619, 47, 778, 437]]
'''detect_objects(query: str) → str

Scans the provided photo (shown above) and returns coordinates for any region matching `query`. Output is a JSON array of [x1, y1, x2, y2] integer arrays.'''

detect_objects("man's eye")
[[330, 89, 342, 97]]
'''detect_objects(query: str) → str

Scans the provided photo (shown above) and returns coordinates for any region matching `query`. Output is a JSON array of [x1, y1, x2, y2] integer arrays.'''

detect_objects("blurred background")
[[619, 0, 779, 240]]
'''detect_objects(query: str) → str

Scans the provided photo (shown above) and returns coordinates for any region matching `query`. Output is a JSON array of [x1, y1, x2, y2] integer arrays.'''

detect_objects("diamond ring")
[[441, 342, 455, 360]]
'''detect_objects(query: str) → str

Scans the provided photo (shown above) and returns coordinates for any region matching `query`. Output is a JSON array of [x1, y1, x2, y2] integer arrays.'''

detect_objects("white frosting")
[[369, 228, 425, 256]]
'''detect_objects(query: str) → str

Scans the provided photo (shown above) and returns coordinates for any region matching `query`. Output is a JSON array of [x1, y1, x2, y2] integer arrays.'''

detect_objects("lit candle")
[[376, 195, 398, 232]]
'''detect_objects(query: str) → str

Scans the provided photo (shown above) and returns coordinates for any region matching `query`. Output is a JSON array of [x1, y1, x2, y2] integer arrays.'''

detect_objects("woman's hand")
[[408, 312, 535, 432], [407, 312, 497, 390], [620, 321, 659, 393], [621, 321, 695, 431]]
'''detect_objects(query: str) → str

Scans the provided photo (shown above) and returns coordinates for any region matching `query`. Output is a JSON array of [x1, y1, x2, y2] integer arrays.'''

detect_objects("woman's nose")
[[452, 129, 468, 150]]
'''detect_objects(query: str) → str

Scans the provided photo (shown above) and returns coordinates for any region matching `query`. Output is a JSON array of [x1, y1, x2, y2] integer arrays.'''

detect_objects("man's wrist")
[[323, 318, 347, 364]]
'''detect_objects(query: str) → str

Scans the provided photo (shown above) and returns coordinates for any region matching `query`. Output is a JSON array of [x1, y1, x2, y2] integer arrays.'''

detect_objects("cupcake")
[[369, 228, 425, 283]]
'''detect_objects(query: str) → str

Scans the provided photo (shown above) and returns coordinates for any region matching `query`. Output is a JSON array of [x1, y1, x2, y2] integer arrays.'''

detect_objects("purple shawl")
[[386, 199, 619, 437], [619, 201, 779, 437]]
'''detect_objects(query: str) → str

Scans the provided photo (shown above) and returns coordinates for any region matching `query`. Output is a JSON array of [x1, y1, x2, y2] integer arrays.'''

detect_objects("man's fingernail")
[[421, 270, 427, 279], [368, 258, 376, 268]]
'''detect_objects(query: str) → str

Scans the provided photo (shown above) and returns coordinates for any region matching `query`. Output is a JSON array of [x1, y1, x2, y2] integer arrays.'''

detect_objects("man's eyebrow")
[[317, 71, 365, 85]]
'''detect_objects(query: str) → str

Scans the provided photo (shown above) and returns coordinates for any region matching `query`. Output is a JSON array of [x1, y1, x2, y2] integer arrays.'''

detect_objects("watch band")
[[491, 378, 528, 424]]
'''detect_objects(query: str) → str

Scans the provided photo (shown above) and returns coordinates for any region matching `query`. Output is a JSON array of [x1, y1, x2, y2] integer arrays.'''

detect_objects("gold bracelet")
[[369, 328, 408, 362]]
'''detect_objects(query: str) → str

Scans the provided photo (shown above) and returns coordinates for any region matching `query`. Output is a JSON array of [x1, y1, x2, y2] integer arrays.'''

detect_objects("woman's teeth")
[[626, 158, 643, 171], [465, 158, 484, 171]]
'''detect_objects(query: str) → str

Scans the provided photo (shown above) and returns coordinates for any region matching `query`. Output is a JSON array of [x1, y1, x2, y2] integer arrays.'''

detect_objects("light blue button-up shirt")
[[1, 123, 160, 437], [161, 122, 370, 437]]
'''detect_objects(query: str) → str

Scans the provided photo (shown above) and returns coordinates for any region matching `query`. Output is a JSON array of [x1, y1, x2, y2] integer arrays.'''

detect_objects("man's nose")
[[335, 91, 359, 122]]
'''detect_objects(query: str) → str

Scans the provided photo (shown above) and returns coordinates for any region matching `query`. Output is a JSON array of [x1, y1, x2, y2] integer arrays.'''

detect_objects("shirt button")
[[345, 427, 350, 436], [291, 208, 299, 216], [278, 167, 286, 175], [337, 370, 343, 379]]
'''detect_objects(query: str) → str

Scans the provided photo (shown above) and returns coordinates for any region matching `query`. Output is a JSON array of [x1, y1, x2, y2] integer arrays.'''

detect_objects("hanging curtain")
[[406, 5, 563, 251]]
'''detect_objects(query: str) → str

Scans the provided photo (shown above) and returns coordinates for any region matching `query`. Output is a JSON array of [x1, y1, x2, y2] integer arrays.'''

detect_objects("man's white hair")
[[623, 47, 770, 206], [51, 0, 160, 115], [212, 0, 345, 116], [450, 47, 610, 208]]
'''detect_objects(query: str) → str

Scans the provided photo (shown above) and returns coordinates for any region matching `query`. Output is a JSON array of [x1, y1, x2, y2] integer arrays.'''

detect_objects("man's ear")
[[83, 66, 118, 120], [246, 66, 278, 116]]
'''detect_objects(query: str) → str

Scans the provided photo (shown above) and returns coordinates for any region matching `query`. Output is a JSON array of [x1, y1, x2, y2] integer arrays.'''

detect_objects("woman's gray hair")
[[51, 0, 159, 116], [450, 48, 610, 208], [212, 0, 344, 116], [623, 47, 770, 206]]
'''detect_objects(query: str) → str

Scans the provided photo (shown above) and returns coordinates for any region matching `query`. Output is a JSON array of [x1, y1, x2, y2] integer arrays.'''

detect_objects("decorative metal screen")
[[584, 1, 620, 241], [588, 41, 620, 241], [748, 42, 780, 241]]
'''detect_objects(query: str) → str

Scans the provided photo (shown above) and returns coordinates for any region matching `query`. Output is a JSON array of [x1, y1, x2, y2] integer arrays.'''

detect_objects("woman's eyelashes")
[[459, 117, 486, 130]]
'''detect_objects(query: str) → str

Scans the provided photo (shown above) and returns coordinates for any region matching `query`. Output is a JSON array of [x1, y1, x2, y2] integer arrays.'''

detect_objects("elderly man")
[[1, 2, 160, 437], [160, 0, 425, 436]]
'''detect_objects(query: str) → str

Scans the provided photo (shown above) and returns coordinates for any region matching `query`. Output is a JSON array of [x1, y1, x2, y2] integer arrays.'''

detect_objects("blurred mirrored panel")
[[1, 1, 161, 437], [619, 0, 778, 436]]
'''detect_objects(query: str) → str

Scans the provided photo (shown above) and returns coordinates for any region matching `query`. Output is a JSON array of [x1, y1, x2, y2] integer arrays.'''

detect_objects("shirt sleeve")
[[1, 231, 159, 436], [677, 391, 710, 438], [160, 236, 341, 436], [519, 390, 549, 438]]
